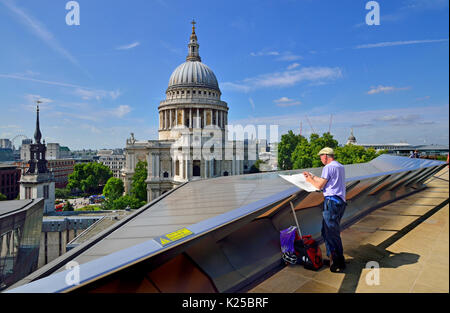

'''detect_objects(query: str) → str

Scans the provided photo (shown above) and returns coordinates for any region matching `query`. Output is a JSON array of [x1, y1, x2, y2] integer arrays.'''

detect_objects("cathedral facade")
[[122, 22, 247, 201]]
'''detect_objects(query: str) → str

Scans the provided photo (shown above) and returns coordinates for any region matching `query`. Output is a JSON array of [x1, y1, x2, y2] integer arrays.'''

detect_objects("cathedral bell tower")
[[20, 102, 55, 214]]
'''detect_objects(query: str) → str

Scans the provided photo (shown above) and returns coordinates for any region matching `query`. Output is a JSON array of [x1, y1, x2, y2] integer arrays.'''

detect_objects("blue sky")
[[0, 0, 448, 150]]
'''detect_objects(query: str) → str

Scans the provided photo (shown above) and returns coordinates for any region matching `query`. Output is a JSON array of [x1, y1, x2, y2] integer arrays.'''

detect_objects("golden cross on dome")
[[191, 19, 196, 32]]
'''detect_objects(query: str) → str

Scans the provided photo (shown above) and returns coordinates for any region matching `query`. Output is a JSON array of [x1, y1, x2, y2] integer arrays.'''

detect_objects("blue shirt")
[[321, 160, 346, 202]]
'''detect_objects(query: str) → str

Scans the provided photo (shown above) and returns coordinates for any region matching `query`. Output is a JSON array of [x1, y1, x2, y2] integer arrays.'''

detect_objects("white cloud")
[[12, 70, 40, 77], [276, 52, 303, 62], [116, 41, 140, 50], [415, 96, 431, 101], [74, 88, 122, 101], [0, 74, 122, 101], [229, 105, 449, 145], [356, 39, 448, 49], [287, 63, 300, 70], [274, 97, 302, 107], [1, 0, 79, 66], [223, 67, 342, 92], [404, 0, 449, 10], [249, 50, 302, 61], [250, 51, 280, 57], [367, 85, 411, 94], [0, 73, 80, 88], [221, 82, 251, 93], [110, 105, 132, 118]]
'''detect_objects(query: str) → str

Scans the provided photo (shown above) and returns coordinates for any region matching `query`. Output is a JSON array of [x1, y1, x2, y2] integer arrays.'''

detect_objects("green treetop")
[[130, 161, 148, 203], [67, 162, 113, 194]]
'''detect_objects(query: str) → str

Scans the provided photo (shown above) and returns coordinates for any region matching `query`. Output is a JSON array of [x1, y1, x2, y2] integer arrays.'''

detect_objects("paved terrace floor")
[[249, 168, 449, 293]]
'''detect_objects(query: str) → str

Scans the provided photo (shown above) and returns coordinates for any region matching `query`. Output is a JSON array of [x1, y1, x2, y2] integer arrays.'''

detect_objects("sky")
[[0, 0, 448, 150]]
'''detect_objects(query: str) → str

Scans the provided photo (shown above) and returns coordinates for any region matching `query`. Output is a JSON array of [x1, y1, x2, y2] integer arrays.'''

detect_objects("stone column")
[[147, 152, 153, 179], [204, 160, 208, 178], [164, 110, 168, 129], [189, 108, 192, 128], [175, 108, 178, 126], [203, 109, 206, 128], [182, 108, 185, 127], [156, 153, 160, 179], [169, 110, 172, 129], [151, 153, 156, 179], [197, 108, 200, 128], [215, 110, 218, 127]]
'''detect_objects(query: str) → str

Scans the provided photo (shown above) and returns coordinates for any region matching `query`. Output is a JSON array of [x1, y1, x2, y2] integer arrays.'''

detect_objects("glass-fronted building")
[[0, 198, 44, 290]]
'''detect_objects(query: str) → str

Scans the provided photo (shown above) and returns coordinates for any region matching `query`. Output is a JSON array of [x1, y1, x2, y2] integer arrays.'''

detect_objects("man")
[[303, 147, 347, 272]]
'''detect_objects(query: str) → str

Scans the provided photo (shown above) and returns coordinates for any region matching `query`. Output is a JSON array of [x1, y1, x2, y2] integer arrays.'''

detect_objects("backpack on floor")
[[294, 235, 323, 271]]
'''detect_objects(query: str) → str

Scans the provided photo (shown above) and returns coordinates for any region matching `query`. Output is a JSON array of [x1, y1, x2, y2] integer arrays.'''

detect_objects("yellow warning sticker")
[[160, 238, 171, 245], [166, 228, 193, 242], [155, 228, 194, 247]]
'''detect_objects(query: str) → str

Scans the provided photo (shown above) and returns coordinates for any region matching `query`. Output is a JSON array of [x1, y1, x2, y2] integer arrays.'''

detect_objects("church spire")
[[34, 100, 42, 144], [186, 19, 201, 62]]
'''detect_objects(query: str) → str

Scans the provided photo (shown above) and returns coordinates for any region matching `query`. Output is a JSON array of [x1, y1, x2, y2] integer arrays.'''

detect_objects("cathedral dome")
[[168, 61, 219, 91], [167, 20, 220, 92]]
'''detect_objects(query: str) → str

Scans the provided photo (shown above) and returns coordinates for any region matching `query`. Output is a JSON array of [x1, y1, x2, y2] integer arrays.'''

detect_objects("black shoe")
[[330, 255, 346, 273]]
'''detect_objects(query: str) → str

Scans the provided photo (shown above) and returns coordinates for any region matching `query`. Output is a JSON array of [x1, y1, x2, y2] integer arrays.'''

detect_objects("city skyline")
[[0, 0, 449, 150]]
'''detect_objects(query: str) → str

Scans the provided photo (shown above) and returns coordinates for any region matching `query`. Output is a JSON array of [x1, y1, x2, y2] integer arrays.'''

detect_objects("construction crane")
[[305, 115, 316, 134], [328, 114, 333, 134]]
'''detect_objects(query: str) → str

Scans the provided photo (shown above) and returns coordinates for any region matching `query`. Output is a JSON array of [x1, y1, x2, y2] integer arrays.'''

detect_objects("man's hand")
[[303, 172, 314, 183], [303, 171, 327, 190]]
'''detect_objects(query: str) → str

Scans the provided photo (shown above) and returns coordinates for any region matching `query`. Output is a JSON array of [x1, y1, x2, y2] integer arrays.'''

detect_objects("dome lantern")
[[186, 19, 201, 62]]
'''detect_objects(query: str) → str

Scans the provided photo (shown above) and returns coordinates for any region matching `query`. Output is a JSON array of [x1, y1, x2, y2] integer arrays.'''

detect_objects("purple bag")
[[280, 226, 298, 254]]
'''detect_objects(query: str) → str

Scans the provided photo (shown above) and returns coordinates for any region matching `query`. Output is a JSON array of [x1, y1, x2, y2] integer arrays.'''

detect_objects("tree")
[[130, 161, 147, 203], [308, 133, 339, 167], [334, 145, 385, 165], [291, 139, 314, 169], [249, 159, 263, 173], [103, 177, 124, 201], [103, 195, 145, 211], [279, 131, 387, 170], [67, 162, 112, 194], [0, 193, 7, 201], [278, 130, 304, 170], [55, 188, 70, 199]]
